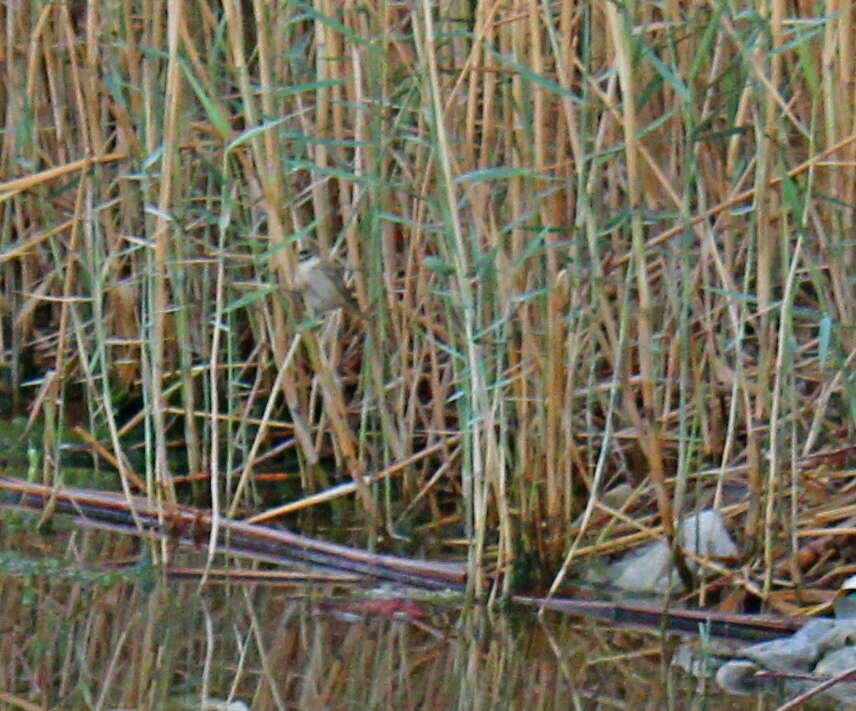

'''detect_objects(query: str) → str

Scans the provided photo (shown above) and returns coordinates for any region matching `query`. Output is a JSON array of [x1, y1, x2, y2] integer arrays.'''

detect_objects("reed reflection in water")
[[0, 556, 780, 711]]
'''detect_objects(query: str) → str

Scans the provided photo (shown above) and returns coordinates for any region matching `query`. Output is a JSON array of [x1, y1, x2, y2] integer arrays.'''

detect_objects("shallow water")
[[0, 522, 804, 710]]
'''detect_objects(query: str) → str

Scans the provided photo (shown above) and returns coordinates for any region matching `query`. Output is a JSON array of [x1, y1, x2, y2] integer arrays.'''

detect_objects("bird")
[[292, 248, 365, 318]]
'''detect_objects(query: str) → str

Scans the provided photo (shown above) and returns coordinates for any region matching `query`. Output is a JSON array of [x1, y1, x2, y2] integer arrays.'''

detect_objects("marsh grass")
[[0, 1, 854, 603]]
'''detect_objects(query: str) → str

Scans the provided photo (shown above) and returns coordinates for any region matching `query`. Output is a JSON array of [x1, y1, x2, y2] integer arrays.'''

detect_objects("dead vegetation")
[[0, 1, 854, 606]]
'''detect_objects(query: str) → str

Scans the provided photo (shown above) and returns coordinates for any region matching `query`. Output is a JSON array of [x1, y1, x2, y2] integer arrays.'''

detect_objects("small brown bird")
[[293, 249, 365, 318]]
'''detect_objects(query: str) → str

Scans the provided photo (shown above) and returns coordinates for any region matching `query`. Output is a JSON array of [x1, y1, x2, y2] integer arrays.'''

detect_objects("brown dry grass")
[[1, 1, 854, 602]]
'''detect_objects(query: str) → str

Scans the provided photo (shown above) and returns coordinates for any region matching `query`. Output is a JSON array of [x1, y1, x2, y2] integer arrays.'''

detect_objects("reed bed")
[[0, 1, 854, 602]]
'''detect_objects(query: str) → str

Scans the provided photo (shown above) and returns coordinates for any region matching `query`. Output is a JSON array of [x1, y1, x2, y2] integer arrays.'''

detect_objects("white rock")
[[606, 509, 738, 594]]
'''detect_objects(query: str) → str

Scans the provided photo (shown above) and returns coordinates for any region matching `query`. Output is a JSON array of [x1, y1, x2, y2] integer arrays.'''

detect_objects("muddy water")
[[0, 526, 794, 710]]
